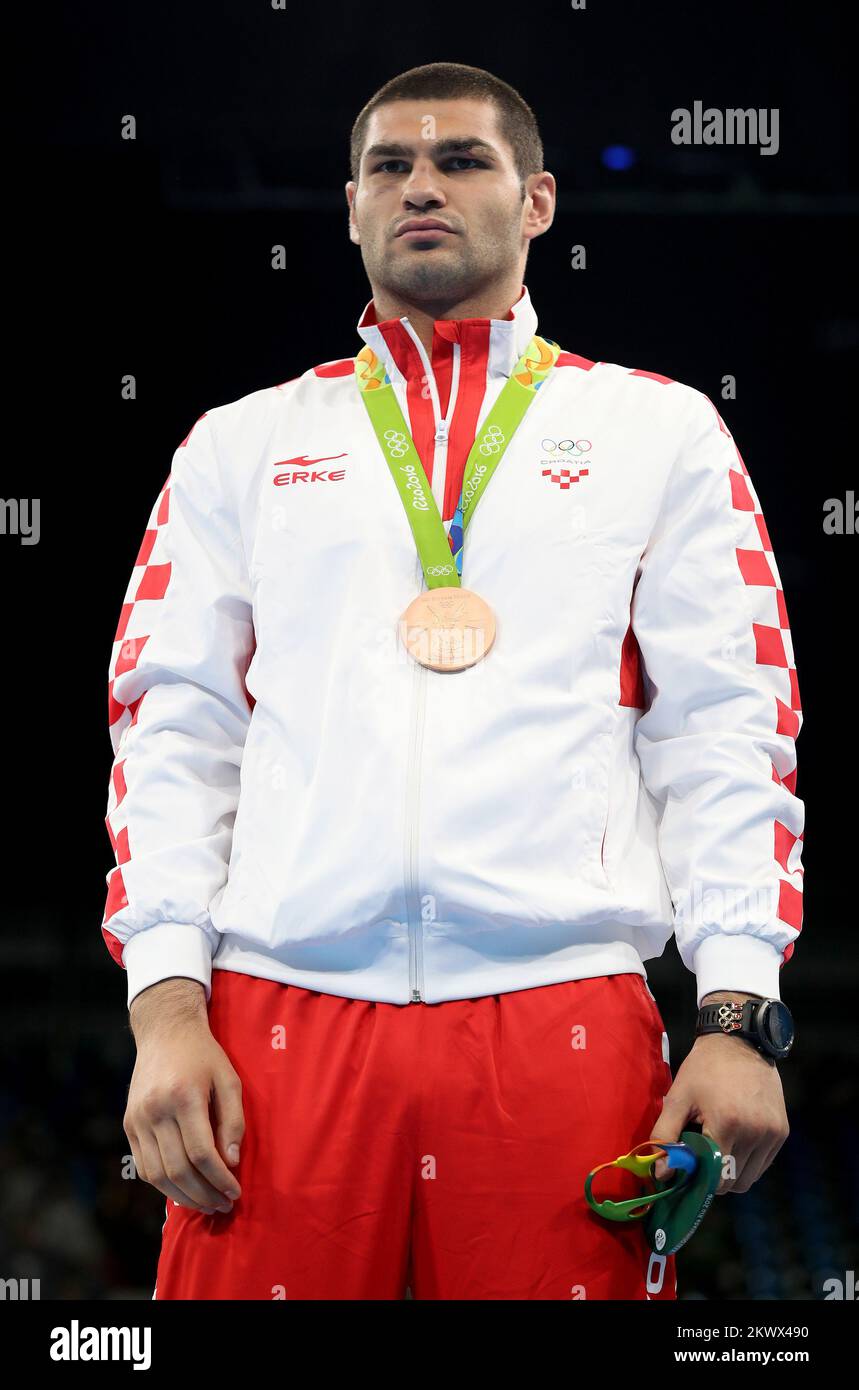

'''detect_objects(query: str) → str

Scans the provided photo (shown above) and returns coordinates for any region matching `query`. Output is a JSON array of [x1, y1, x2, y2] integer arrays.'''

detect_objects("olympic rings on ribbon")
[[383, 428, 408, 458]]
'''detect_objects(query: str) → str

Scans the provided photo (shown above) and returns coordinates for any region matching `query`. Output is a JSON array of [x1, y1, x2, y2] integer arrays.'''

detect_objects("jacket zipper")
[[399, 327, 461, 1001]]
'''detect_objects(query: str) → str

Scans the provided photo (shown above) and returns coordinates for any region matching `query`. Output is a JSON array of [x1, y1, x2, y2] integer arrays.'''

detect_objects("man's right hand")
[[124, 977, 244, 1215]]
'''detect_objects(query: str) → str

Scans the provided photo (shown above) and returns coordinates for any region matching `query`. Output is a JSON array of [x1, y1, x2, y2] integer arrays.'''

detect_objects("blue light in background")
[[601, 144, 636, 171]]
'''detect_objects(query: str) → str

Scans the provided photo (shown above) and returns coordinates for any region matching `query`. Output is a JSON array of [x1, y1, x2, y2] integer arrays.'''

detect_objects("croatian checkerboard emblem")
[[540, 437, 593, 488]]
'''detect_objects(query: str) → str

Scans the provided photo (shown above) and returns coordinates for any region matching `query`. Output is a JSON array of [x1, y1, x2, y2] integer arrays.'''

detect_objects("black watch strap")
[[697, 1000, 751, 1034], [695, 998, 794, 1063]]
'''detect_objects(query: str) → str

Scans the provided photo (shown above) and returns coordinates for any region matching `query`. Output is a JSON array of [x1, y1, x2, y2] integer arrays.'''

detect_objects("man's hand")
[[124, 978, 245, 1215], [648, 991, 789, 1194]]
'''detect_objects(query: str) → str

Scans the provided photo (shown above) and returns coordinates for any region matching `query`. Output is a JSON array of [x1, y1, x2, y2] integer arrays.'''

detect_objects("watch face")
[[761, 1001, 794, 1055]]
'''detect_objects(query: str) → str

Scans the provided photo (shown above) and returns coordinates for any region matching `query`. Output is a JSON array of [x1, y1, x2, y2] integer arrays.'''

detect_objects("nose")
[[401, 157, 447, 211]]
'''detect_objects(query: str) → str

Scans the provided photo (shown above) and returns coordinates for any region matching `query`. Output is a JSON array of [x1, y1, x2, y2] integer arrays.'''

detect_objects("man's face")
[[346, 98, 551, 307]]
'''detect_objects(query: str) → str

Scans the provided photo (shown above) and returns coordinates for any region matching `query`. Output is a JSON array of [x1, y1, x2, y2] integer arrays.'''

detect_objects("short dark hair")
[[349, 62, 544, 191]]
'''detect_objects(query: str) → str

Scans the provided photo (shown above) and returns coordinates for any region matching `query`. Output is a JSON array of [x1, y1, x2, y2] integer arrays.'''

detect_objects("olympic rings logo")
[[384, 428, 408, 458], [426, 564, 455, 576], [479, 424, 506, 456], [541, 438, 592, 456]]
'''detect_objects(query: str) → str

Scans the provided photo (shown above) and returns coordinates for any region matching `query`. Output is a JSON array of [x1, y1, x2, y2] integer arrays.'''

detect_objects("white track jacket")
[[102, 286, 805, 1009]]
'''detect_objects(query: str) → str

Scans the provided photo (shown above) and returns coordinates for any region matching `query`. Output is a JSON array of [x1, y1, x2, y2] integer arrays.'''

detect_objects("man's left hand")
[[647, 991, 789, 1194]]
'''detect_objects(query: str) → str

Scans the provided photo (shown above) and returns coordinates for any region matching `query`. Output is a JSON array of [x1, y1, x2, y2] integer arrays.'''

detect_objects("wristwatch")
[[695, 998, 795, 1063]]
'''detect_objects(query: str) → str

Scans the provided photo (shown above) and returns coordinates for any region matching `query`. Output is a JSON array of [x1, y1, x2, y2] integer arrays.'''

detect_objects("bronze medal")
[[399, 587, 496, 672], [356, 333, 561, 674]]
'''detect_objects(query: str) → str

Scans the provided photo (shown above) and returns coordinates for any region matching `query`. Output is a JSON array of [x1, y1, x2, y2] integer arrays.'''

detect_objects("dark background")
[[1, 0, 855, 1299]]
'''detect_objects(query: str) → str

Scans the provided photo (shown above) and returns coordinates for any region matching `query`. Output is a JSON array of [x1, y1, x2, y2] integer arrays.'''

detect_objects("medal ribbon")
[[355, 335, 560, 589]]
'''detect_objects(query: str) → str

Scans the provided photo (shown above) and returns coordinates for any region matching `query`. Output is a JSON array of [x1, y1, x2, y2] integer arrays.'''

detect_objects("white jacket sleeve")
[[102, 409, 255, 1007], [631, 389, 804, 1006]]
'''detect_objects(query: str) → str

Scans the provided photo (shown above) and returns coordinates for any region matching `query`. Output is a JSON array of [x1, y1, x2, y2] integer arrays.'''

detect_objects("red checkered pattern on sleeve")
[[102, 416, 206, 964], [709, 398, 804, 961]]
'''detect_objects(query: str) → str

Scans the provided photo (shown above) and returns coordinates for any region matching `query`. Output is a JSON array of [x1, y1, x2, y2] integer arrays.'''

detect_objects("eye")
[[372, 156, 487, 174]]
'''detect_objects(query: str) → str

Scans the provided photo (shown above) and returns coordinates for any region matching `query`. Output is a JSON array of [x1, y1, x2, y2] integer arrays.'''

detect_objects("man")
[[103, 62, 804, 1300]]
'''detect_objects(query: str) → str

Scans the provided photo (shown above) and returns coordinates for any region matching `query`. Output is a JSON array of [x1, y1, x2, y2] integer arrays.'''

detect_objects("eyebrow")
[[363, 137, 500, 164]]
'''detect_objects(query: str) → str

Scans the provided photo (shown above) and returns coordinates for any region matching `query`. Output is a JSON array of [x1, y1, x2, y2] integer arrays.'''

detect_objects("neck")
[[369, 276, 523, 356]]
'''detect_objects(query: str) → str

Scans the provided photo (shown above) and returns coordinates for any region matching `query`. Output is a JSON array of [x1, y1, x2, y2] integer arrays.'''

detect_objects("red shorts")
[[154, 969, 677, 1300]]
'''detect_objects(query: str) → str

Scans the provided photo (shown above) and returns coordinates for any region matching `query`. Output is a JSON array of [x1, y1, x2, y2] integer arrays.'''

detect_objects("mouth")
[[396, 221, 456, 241]]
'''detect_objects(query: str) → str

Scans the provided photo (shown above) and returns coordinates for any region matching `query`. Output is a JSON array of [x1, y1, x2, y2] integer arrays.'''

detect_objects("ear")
[[522, 170, 556, 242], [345, 181, 360, 245]]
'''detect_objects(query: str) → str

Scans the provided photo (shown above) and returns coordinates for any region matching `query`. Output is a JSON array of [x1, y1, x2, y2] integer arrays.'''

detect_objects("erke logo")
[[540, 436, 593, 489], [273, 453, 347, 486]]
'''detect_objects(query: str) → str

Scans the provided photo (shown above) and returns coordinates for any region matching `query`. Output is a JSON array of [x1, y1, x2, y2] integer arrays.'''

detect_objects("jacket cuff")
[[693, 933, 785, 1008], [122, 922, 214, 1009]]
